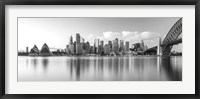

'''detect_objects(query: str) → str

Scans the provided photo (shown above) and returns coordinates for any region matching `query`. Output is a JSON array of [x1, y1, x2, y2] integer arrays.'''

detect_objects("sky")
[[18, 17, 182, 52]]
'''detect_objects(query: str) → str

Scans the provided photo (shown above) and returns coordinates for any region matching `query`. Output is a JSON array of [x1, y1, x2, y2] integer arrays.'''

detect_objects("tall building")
[[69, 36, 74, 54], [73, 41, 76, 53], [108, 41, 112, 49], [70, 35, 73, 44], [76, 43, 82, 55], [97, 38, 100, 54], [69, 44, 74, 54], [26, 47, 29, 53], [76, 33, 81, 44], [119, 40, 124, 52], [125, 41, 129, 52], [104, 44, 111, 55], [99, 41, 104, 54], [94, 38, 100, 54], [86, 42, 90, 52], [94, 39, 97, 54], [76, 33, 82, 55], [114, 38, 119, 53]]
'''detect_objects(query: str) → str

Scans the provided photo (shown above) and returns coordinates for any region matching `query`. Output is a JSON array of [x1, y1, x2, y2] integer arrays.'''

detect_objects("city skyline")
[[18, 17, 182, 52]]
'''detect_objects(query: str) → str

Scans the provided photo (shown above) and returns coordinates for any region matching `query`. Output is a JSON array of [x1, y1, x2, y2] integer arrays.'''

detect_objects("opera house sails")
[[29, 43, 53, 56]]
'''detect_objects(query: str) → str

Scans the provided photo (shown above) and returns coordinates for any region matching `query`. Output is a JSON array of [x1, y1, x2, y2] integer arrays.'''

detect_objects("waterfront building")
[[69, 44, 74, 54], [119, 40, 124, 52], [29, 45, 39, 55], [86, 42, 90, 52], [113, 38, 119, 53], [73, 41, 76, 53], [66, 45, 70, 54], [70, 35, 73, 44], [76, 33, 81, 43], [40, 43, 52, 56], [125, 41, 129, 52], [104, 44, 111, 55], [108, 41, 112, 49], [76, 43, 82, 55], [26, 47, 29, 53], [69, 36, 74, 54], [97, 38, 100, 54], [99, 40, 104, 54], [94, 39, 97, 54], [94, 38, 100, 54]]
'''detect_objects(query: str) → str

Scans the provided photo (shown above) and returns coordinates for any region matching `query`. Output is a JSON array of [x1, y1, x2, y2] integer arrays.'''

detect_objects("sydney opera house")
[[29, 43, 53, 56]]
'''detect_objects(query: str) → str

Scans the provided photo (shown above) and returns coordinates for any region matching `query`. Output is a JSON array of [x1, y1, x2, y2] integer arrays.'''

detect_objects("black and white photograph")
[[18, 17, 182, 81]]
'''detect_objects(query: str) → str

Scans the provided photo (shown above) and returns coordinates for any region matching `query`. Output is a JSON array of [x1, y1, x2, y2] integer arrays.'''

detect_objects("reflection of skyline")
[[20, 56, 182, 81], [64, 56, 182, 81]]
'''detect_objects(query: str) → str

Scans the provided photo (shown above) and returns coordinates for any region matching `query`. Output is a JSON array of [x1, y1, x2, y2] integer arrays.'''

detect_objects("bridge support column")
[[157, 37, 163, 55]]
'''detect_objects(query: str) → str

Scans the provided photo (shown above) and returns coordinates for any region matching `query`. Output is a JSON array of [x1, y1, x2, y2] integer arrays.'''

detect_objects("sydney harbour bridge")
[[144, 18, 182, 55]]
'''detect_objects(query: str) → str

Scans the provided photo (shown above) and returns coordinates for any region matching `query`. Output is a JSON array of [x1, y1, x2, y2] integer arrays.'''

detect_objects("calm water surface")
[[18, 56, 182, 81]]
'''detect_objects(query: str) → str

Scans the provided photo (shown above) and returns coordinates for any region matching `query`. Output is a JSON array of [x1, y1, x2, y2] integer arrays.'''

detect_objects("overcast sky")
[[18, 17, 182, 52]]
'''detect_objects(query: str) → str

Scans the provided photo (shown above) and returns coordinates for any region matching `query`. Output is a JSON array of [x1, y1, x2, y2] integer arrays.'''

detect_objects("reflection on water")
[[18, 56, 182, 81]]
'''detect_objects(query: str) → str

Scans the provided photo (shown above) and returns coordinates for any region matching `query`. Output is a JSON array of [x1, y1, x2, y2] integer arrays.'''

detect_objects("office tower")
[[125, 41, 129, 52], [86, 42, 90, 52], [69, 36, 74, 54], [66, 45, 70, 54], [94, 39, 97, 54], [119, 40, 124, 52], [76, 33, 81, 44], [74, 41, 76, 53], [76, 33, 82, 55], [114, 38, 119, 53], [76, 43, 82, 55], [88, 46, 93, 54], [104, 44, 111, 55], [26, 47, 29, 53], [99, 40, 104, 54], [97, 38, 100, 54], [69, 44, 74, 54], [70, 35, 73, 44], [108, 41, 112, 49]]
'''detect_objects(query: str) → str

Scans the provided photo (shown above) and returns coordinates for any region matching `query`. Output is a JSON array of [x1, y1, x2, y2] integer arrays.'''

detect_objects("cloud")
[[101, 31, 159, 42], [102, 31, 121, 40], [121, 31, 138, 37]]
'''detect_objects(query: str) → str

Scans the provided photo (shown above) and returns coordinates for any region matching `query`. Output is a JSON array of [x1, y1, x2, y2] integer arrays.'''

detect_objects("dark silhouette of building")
[[40, 43, 52, 56], [29, 45, 39, 56]]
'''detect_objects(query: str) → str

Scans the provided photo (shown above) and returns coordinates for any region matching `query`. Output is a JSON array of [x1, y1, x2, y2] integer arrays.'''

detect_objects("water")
[[18, 56, 182, 81]]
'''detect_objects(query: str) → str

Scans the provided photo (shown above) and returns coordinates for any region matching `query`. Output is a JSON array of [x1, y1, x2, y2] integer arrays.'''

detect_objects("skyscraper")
[[76, 33, 82, 55], [114, 38, 119, 53], [76, 33, 81, 44], [119, 40, 124, 52], [70, 35, 73, 44], [26, 47, 29, 53], [104, 44, 111, 55], [97, 38, 100, 54], [108, 41, 112, 49], [125, 41, 129, 52], [69, 36, 74, 54], [100, 41, 104, 54]]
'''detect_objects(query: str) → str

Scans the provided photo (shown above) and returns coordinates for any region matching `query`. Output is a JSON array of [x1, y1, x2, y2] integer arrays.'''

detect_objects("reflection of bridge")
[[145, 18, 182, 55]]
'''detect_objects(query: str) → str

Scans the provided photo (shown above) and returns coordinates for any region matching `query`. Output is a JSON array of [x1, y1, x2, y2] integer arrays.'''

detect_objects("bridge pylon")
[[157, 37, 163, 55]]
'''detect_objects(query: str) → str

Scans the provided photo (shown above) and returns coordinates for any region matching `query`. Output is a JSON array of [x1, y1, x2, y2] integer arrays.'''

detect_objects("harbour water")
[[18, 56, 182, 81]]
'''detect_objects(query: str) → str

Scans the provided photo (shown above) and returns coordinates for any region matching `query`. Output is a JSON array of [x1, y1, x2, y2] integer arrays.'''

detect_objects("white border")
[[5, 5, 195, 94]]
